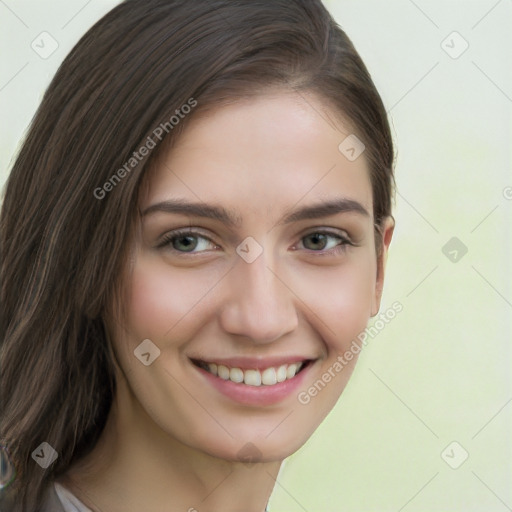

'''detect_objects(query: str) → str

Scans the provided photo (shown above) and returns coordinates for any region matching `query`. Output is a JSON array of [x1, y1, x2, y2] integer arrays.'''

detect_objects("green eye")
[[300, 231, 352, 253], [158, 229, 352, 256], [171, 234, 199, 252], [159, 230, 217, 253]]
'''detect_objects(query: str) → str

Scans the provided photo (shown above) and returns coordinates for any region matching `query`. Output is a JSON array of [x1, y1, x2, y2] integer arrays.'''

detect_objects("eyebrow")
[[141, 197, 369, 226], [278, 198, 369, 224]]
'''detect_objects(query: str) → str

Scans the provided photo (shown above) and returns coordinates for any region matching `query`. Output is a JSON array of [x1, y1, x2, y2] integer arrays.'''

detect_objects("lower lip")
[[192, 361, 313, 406]]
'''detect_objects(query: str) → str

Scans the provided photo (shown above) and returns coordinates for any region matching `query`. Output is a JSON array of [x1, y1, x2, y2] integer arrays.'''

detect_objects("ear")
[[371, 216, 395, 317]]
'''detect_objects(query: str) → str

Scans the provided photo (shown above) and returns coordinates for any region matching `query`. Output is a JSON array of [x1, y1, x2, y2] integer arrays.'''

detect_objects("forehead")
[[141, 91, 373, 220]]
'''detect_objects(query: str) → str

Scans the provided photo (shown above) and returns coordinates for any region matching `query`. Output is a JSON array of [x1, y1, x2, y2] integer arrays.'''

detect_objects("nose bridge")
[[219, 248, 298, 343]]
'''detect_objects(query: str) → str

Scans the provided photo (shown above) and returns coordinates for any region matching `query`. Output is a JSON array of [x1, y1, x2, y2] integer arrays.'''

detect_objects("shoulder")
[[39, 483, 67, 512], [40, 482, 93, 512], [0, 483, 65, 512]]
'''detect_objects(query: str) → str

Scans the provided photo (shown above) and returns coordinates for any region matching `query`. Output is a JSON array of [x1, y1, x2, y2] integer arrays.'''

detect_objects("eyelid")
[[156, 227, 219, 251], [293, 228, 355, 253], [298, 227, 354, 243], [157, 226, 356, 255]]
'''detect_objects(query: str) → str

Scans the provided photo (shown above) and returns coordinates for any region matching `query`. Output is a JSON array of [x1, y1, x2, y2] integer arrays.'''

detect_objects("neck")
[[61, 373, 281, 512]]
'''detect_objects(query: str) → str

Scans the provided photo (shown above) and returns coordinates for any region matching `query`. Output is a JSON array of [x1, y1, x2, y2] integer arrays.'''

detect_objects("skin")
[[62, 90, 394, 512]]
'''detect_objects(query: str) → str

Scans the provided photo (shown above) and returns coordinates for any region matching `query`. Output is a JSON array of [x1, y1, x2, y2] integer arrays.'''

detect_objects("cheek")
[[125, 256, 222, 343], [290, 255, 377, 419], [290, 252, 377, 351]]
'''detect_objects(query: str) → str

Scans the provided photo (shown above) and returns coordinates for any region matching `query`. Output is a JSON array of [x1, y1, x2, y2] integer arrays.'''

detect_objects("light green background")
[[1, 1, 511, 511]]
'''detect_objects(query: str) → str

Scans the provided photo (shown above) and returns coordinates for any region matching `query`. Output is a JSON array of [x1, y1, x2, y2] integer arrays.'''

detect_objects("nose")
[[218, 250, 299, 344]]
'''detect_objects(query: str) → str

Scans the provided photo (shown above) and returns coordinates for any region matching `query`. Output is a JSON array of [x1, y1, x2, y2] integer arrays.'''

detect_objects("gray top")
[[40, 483, 93, 512], [38, 480, 274, 511]]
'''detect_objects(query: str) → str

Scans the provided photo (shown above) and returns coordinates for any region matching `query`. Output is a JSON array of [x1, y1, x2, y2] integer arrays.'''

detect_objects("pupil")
[[306, 233, 327, 250], [174, 235, 197, 252]]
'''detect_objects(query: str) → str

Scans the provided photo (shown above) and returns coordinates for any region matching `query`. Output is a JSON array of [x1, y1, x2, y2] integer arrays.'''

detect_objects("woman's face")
[[109, 90, 393, 462]]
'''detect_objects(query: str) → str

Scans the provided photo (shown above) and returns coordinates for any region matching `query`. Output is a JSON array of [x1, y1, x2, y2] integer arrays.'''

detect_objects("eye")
[[298, 230, 352, 254], [157, 228, 352, 255], [158, 229, 218, 253]]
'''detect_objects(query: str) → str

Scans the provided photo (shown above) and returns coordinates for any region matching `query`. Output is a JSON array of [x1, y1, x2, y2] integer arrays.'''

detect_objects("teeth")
[[199, 360, 305, 386], [217, 365, 230, 380], [276, 365, 287, 382], [286, 363, 298, 379], [244, 369, 261, 386], [261, 367, 277, 386], [229, 367, 244, 383]]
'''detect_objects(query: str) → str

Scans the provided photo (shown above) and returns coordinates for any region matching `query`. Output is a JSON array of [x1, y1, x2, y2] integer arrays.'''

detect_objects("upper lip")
[[189, 355, 315, 370]]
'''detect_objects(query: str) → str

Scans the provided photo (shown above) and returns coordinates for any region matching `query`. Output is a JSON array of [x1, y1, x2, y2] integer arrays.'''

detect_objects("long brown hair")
[[0, 0, 394, 509]]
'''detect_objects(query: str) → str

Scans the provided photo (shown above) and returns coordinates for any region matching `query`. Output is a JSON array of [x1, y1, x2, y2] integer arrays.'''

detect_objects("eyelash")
[[296, 230, 354, 256], [157, 228, 354, 256]]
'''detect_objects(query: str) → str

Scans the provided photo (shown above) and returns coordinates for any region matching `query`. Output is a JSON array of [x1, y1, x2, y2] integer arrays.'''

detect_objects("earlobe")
[[371, 216, 395, 317]]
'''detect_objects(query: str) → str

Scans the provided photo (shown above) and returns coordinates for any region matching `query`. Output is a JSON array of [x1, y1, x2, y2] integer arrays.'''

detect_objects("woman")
[[0, 0, 395, 510]]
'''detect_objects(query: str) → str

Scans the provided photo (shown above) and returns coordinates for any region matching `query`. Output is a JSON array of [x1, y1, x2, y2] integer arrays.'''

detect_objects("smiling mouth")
[[191, 359, 311, 386]]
